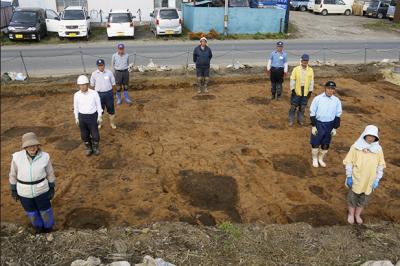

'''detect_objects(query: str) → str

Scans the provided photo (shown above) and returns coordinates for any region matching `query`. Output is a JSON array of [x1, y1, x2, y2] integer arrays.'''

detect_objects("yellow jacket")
[[290, 65, 314, 96]]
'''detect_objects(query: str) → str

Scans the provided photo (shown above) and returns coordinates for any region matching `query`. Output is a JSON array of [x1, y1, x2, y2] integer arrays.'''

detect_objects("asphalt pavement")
[[1, 40, 400, 76]]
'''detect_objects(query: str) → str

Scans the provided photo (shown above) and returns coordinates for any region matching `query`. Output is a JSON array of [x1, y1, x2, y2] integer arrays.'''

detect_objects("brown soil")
[[1, 64, 400, 232]]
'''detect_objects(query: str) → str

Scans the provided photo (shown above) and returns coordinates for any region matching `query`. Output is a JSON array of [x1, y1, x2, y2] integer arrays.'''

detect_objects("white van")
[[150, 8, 182, 37], [314, 0, 352, 15], [58, 6, 91, 39], [107, 9, 136, 39]]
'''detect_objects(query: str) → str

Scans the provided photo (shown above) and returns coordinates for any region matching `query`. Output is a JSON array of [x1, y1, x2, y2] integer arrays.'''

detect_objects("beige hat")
[[21, 132, 40, 149]]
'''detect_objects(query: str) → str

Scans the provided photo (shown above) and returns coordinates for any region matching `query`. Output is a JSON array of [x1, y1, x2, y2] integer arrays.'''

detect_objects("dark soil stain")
[[2, 126, 54, 138], [343, 105, 376, 115], [46, 135, 64, 143], [178, 170, 242, 223], [389, 159, 400, 167], [119, 122, 140, 131], [55, 139, 81, 152], [336, 88, 354, 97], [97, 157, 127, 169], [246, 96, 271, 105], [192, 95, 216, 101], [271, 155, 312, 178], [287, 204, 344, 227], [179, 215, 198, 225], [241, 147, 261, 157], [389, 189, 400, 198], [64, 208, 110, 229], [197, 212, 216, 226], [252, 159, 272, 169], [134, 208, 151, 218], [258, 119, 286, 130], [309, 185, 329, 200]]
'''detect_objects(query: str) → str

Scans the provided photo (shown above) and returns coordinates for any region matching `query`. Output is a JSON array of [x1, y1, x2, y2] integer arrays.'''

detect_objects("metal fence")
[[1, 45, 400, 78]]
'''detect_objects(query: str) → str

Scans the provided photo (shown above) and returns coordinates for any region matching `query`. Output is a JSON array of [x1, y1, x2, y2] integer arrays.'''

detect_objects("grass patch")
[[218, 222, 241, 239], [363, 20, 400, 32]]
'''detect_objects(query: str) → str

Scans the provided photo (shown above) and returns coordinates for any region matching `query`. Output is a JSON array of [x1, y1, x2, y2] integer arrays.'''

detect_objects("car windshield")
[[62, 10, 85, 20], [11, 11, 37, 23], [315, 0, 321, 4], [110, 13, 131, 23], [368, 1, 379, 7], [159, 9, 179, 19]]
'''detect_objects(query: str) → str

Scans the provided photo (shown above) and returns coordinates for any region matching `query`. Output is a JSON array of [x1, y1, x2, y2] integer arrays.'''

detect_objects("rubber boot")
[[92, 141, 100, 156], [318, 149, 328, 168], [312, 148, 319, 168], [276, 83, 282, 100], [84, 141, 93, 156], [26, 211, 44, 232], [116, 91, 122, 105], [197, 77, 202, 94], [203, 77, 209, 93], [288, 105, 296, 127], [40, 208, 54, 231], [298, 105, 306, 125], [123, 90, 132, 105], [355, 207, 364, 224], [109, 114, 117, 129], [347, 206, 355, 224]]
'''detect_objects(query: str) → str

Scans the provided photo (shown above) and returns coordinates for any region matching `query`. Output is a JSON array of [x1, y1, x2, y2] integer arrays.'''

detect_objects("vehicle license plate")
[[16, 34, 23, 39], [117, 32, 124, 36], [68, 33, 77, 37], [166, 30, 174, 34]]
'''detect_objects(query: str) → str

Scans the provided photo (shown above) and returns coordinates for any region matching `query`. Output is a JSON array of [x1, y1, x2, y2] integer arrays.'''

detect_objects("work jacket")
[[193, 45, 213, 68], [9, 150, 55, 198], [290, 65, 314, 96]]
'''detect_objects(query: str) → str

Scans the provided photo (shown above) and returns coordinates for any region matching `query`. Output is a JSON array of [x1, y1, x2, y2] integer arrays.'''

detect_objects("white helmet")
[[77, 75, 89, 85]]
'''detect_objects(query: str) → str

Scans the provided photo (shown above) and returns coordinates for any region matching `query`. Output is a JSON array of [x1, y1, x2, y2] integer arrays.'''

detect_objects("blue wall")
[[182, 5, 286, 34]]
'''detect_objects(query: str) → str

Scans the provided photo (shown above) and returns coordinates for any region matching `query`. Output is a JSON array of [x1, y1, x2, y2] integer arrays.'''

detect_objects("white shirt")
[[73, 89, 103, 119], [90, 69, 116, 92]]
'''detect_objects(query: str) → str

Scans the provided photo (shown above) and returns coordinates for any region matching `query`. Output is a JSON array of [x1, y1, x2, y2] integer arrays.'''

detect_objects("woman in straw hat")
[[9, 132, 56, 233]]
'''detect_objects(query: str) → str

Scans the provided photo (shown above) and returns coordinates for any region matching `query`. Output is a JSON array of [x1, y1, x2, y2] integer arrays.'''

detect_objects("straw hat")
[[21, 132, 40, 149]]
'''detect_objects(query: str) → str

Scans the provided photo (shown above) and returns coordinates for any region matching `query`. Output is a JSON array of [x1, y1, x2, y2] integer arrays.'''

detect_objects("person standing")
[[266, 41, 288, 100], [309, 81, 342, 168], [111, 43, 132, 105], [74, 75, 103, 156], [288, 54, 314, 126], [343, 125, 386, 224], [90, 59, 117, 129], [9, 132, 56, 233], [193, 37, 213, 94]]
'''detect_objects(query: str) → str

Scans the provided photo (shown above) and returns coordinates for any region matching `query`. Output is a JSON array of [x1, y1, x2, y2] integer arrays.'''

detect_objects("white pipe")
[[224, 0, 228, 35]]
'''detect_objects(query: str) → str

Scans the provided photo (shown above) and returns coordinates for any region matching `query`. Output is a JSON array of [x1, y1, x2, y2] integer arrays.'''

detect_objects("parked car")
[[290, 0, 311, 11], [361, 0, 373, 15], [314, 0, 352, 15], [7, 7, 59, 41], [58, 6, 91, 39], [150, 8, 182, 37], [386, 0, 396, 19], [308, 0, 316, 10], [366, 0, 390, 18], [107, 9, 135, 39]]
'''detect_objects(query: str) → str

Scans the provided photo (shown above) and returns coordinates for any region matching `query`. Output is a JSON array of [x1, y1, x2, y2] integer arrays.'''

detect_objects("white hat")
[[77, 75, 89, 85], [21, 132, 40, 149], [200, 37, 208, 42]]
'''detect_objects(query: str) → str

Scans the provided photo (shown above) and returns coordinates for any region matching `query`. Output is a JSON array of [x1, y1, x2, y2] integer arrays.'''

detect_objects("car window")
[[159, 9, 179, 19], [337, 0, 345, 4], [11, 11, 37, 23], [315, 0, 322, 4], [109, 13, 131, 23], [46, 9, 58, 19], [381, 2, 389, 7], [62, 10, 85, 20], [369, 1, 379, 7]]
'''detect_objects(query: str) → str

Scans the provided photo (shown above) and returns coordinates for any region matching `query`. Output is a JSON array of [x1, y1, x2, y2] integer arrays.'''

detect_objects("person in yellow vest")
[[288, 54, 314, 126], [343, 125, 386, 225]]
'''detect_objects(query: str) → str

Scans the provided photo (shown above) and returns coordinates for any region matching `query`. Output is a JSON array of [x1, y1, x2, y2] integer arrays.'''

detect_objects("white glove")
[[97, 116, 103, 125], [331, 128, 337, 136], [311, 126, 318, 136], [75, 118, 79, 126]]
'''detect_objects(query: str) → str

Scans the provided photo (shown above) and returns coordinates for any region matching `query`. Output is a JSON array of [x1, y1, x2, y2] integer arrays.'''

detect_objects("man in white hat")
[[9, 132, 56, 233], [74, 75, 103, 156], [193, 37, 213, 93]]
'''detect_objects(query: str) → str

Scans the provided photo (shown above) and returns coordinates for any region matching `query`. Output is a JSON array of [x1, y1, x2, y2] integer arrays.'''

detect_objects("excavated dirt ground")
[[1, 65, 400, 232]]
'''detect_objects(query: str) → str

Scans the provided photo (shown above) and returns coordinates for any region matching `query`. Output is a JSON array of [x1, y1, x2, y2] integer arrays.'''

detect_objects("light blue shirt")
[[269, 51, 287, 68], [310, 93, 342, 122]]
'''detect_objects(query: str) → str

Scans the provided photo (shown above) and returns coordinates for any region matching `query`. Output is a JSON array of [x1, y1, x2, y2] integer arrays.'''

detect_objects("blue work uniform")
[[269, 51, 287, 98], [309, 93, 342, 146]]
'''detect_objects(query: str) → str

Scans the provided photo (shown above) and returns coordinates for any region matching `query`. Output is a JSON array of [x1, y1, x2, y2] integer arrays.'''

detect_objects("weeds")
[[218, 221, 241, 239]]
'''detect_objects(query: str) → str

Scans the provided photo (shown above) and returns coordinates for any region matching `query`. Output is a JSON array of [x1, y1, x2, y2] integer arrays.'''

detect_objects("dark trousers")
[[115, 69, 129, 88], [196, 67, 210, 77], [20, 191, 54, 229], [98, 90, 115, 115], [289, 89, 310, 123], [79, 112, 100, 143], [270, 67, 284, 97], [310, 120, 335, 147]]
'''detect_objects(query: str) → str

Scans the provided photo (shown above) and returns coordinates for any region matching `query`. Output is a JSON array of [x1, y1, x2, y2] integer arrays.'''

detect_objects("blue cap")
[[117, 43, 124, 49], [96, 59, 105, 66], [325, 81, 336, 88], [276, 41, 283, 47], [301, 54, 309, 61]]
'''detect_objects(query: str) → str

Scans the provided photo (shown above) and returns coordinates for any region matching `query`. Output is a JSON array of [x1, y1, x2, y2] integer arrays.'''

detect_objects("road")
[[1, 40, 400, 76]]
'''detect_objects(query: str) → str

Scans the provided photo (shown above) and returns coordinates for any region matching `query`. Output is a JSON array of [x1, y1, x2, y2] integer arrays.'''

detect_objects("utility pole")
[[284, 0, 290, 33], [394, 0, 400, 22], [224, 0, 228, 35]]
